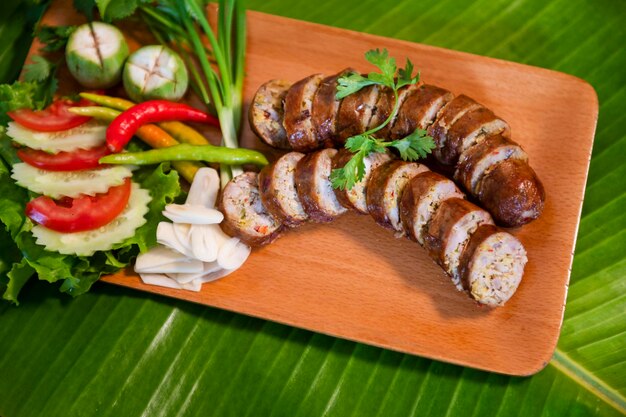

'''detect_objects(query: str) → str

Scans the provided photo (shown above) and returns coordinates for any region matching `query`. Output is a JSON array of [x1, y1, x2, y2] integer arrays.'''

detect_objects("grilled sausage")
[[295, 148, 347, 222], [258, 152, 308, 227], [477, 159, 545, 227], [283, 74, 324, 152], [455, 133, 528, 194], [336, 84, 379, 144], [249, 79, 292, 149], [423, 198, 494, 289], [219, 172, 284, 246], [366, 160, 429, 232], [390, 84, 453, 139], [250, 72, 545, 226], [458, 224, 527, 306], [399, 171, 464, 245], [311, 68, 355, 148], [332, 148, 392, 214]]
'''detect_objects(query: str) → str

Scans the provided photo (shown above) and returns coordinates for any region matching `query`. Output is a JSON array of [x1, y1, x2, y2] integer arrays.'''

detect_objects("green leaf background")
[[1, 0, 624, 415]]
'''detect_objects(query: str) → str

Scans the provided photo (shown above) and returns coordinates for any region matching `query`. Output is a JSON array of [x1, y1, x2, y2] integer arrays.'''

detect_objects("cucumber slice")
[[66, 22, 129, 89], [7, 121, 107, 153], [123, 45, 189, 102], [11, 163, 134, 199], [31, 182, 151, 256]]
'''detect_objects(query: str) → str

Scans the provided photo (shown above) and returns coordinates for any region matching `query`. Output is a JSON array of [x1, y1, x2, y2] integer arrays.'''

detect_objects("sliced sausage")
[[367, 160, 429, 232], [368, 83, 422, 138], [399, 171, 464, 245], [332, 149, 392, 214], [423, 198, 494, 288], [390, 84, 453, 139], [458, 224, 527, 306], [258, 152, 308, 227], [312, 68, 355, 147], [455, 134, 528, 194], [283, 74, 324, 152], [295, 148, 347, 222], [429, 94, 481, 162], [219, 172, 284, 246], [438, 106, 510, 166], [476, 159, 545, 227], [335, 84, 379, 144], [249, 79, 292, 149]]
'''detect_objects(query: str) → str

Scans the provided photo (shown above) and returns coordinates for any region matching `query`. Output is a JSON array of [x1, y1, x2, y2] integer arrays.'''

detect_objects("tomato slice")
[[17, 145, 111, 171], [8, 97, 93, 132], [26, 179, 132, 233]]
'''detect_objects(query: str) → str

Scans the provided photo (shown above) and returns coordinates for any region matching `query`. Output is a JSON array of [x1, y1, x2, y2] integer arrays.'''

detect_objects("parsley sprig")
[[330, 49, 436, 191]]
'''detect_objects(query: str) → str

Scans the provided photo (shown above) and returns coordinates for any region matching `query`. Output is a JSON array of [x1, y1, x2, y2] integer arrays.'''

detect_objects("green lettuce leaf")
[[0, 129, 182, 303]]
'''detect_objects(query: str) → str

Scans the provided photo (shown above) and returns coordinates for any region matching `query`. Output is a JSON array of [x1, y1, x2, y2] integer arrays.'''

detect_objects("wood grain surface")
[[33, 0, 598, 375]]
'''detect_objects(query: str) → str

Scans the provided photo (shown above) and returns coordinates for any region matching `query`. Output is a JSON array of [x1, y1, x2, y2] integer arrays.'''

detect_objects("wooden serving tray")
[[36, 0, 598, 375]]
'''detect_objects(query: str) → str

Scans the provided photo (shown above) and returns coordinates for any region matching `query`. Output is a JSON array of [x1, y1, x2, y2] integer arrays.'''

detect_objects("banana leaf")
[[1, 0, 625, 415]]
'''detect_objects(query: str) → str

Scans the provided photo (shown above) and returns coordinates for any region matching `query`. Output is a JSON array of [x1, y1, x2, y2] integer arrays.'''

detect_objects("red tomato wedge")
[[8, 97, 93, 132], [26, 179, 132, 233], [17, 145, 111, 171]]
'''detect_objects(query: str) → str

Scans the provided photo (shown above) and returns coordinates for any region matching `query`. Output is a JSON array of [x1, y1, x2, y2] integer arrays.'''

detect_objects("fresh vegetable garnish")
[[8, 97, 92, 132], [7, 119, 106, 153], [66, 22, 129, 89], [330, 49, 436, 191], [69, 105, 205, 183], [17, 145, 111, 171], [105, 100, 219, 153], [25, 178, 132, 233], [35, 24, 77, 52], [123, 45, 189, 102], [78, 92, 211, 145], [99, 143, 269, 167], [0, 56, 58, 122]]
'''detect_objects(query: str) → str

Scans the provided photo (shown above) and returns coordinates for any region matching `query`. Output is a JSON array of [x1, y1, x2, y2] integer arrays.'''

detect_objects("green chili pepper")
[[99, 144, 269, 167], [80, 92, 211, 146]]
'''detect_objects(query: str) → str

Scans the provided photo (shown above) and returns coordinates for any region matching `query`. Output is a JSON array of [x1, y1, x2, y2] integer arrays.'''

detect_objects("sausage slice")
[[368, 83, 422, 138], [399, 171, 464, 245], [283, 74, 325, 152], [312, 68, 355, 147], [332, 149, 392, 214], [438, 106, 510, 166], [295, 148, 347, 222], [219, 172, 284, 246], [258, 152, 308, 227], [335, 84, 379, 144], [390, 84, 453, 139], [423, 198, 494, 288], [455, 134, 528, 194], [476, 159, 545, 227], [429, 95, 481, 162], [249, 79, 292, 149], [367, 160, 430, 232], [458, 224, 527, 306]]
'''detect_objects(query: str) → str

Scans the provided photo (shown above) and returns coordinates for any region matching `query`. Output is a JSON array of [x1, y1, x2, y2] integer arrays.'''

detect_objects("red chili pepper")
[[105, 100, 220, 152]]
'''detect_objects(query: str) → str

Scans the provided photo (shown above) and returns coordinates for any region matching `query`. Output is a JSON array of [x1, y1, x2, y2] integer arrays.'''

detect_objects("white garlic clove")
[[135, 246, 203, 274], [190, 224, 219, 262], [157, 222, 194, 258], [173, 223, 193, 255], [186, 167, 220, 208], [139, 273, 186, 289], [199, 268, 234, 284], [167, 261, 222, 284], [180, 279, 202, 292], [217, 237, 251, 270], [163, 204, 224, 224]]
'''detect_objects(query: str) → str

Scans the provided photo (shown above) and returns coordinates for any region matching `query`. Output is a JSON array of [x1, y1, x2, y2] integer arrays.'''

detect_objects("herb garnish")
[[330, 49, 435, 191]]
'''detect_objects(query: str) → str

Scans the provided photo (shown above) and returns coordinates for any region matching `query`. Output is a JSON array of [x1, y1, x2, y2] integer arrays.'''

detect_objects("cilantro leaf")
[[389, 129, 436, 160], [96, 0, 151, 22], [35, 25, 76, 52], [23, 56, 54, 82], [364, 48, 396, 87], [336, 72, 377, 99], [397, 58, 419, 89]]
